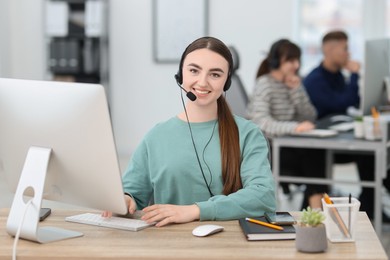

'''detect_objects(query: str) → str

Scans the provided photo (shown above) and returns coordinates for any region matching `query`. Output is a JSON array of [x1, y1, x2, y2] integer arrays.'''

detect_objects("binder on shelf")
[[85, 0, 105, 37], [83, 38, 99, 74], [45, 0, 107, 84], [45, 1, 69, 37], [49, 39, 80, 74], [67, 39, 80, 74]]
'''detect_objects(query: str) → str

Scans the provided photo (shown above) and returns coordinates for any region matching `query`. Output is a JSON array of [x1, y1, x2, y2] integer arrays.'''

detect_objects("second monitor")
[[361, 38, 390, 115]]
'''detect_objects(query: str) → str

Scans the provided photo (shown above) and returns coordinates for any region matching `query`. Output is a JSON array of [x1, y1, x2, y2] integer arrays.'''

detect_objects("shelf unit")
[[44, 0, 109, 88]]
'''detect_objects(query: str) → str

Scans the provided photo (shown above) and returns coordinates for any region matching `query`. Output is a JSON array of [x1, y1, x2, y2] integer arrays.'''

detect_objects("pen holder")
[[363, 116, 385, 140], [321, 197, 360, 243]]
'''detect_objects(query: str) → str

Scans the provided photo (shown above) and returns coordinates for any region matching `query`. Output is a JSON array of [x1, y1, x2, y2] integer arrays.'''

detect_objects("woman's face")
[[279, 58, 300, 76], [182, 48, 229, 106]]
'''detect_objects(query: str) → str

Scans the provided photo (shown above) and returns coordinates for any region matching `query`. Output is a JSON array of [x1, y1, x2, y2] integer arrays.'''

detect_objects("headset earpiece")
[[175, 71, 182, 85], [268, 39, 290, 69], [223, 75, 231, 91], [269, 46, 280, 69]]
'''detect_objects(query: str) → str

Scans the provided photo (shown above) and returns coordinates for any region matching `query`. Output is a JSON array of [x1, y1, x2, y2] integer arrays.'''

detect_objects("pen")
[[323, 193, 350, 238], [371, 106, 381, 138], [348, 193, 352, 233], [245, 217, 284, 231]]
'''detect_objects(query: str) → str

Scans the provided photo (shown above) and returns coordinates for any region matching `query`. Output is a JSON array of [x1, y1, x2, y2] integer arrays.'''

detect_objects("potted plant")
[[295, 207, 327, 253]]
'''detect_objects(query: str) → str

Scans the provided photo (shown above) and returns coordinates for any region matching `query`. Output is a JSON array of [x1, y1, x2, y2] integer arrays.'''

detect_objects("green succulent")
[[299, 207, 325, 227], [354, 116, 363, 122]]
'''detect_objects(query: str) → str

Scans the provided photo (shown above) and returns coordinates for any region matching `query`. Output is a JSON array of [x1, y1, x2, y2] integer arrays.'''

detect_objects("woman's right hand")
[[284, 74, 301, 89], [101, 194, 137, 217], [124, 194, 137, 214], [294, 121, 315, 133]]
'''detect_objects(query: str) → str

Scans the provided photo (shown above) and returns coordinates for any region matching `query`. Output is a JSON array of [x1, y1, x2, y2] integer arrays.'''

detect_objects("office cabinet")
[[45, 0, 108, 86]]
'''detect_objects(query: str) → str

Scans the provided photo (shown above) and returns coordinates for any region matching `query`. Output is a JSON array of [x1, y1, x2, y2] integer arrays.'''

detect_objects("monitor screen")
[[361, 38, 390, 115], [0, 78, 127, 215]]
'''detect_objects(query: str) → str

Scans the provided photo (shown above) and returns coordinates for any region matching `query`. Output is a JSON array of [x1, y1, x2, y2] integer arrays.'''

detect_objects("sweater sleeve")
[[289, 85, 317, 122], [195, 126, 276, 220], [247, 78, 298, 137], [122, 140, 154, 210]]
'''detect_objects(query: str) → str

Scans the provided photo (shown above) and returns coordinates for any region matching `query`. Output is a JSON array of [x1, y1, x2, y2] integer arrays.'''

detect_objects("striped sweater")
[[247, 74, 317, 138]]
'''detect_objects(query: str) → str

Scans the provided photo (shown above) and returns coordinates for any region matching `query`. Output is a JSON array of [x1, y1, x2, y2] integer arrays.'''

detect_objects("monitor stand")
[[6, 146, 83, 243]]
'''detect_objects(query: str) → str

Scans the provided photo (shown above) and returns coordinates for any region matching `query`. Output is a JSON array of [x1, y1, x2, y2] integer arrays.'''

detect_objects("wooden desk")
[[272, 131, 390, 233], [0, 209, 387, 259]]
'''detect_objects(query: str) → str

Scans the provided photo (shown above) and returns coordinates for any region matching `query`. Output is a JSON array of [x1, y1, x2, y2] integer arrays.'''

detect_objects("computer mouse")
[[192, 224, 224, 237]]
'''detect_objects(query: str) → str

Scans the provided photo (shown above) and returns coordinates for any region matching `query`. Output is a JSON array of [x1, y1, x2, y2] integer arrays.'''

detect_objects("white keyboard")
[[65, 213, 153, 231]]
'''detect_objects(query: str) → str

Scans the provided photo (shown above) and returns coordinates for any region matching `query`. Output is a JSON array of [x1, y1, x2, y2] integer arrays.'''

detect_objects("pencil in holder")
[[321, 197, 360, 243]]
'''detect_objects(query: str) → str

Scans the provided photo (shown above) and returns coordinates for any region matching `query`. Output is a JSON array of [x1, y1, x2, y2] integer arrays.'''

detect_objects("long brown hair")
[[180, 37, 242, 195], [256, 39, 301, 79]]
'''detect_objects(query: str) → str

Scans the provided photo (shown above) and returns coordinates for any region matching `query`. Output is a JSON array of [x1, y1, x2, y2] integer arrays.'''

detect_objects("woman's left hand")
[[141, 204, 200, 227]]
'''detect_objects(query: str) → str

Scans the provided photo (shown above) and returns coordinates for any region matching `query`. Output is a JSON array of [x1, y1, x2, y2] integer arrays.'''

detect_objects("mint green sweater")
[[122, 116, 276, 221]]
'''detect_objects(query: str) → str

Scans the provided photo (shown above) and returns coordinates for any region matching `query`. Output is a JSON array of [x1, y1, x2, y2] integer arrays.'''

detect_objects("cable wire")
[[178, 87, 214, 197], [202, 120, 217, 189], [13, 198, 34, 260]]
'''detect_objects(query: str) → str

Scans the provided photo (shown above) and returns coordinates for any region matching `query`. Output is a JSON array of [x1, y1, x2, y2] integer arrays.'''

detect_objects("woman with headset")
[[247, 39, 327, 209], [103, 36, 275, 227]]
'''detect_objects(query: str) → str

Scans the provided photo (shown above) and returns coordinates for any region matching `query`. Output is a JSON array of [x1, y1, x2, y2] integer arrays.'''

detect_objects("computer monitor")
[[0, 78, 127, 243], [361, 38, 390, 115]]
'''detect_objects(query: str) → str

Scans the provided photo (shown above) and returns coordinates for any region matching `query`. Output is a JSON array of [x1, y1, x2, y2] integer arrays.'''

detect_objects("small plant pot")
[[295, 223, 327, 253]]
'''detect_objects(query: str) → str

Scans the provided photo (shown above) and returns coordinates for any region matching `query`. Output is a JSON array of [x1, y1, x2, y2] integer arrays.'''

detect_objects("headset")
[[174, 45, 233, 197], [268, 39, 290, 69]]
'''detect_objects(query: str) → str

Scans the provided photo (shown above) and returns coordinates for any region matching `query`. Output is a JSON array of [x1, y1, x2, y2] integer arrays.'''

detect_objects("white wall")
[[0, 1, 9, 76], [109, 0, 181, 158], [1, 0, 46, 80]]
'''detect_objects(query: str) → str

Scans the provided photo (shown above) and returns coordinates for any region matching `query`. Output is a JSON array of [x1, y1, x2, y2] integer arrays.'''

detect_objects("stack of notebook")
[[239, 216, 296, 241]]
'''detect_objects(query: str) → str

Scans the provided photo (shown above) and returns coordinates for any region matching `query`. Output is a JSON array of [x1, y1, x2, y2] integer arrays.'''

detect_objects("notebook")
[[239, 216, 296, 241]]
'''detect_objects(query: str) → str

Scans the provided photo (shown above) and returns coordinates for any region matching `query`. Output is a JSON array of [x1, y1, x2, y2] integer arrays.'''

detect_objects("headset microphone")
[[174, 74, 197, 101]]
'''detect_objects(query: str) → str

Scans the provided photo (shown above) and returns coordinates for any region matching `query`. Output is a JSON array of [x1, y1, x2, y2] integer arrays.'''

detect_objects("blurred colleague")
[[304, 30, 390, 220], [247, 39, 327, 209], [303, 30, 360, 119]]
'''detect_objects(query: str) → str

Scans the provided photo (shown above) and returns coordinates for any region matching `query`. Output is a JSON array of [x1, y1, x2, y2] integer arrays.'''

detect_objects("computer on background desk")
[[361, 38, 390, 116], [0, 78, 130, 243], [306, 39, 390, 135]]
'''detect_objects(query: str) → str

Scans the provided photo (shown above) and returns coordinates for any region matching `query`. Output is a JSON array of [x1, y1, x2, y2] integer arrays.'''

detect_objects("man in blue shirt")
[[304, 30, 360, 119], [304, 30, 389, 220]]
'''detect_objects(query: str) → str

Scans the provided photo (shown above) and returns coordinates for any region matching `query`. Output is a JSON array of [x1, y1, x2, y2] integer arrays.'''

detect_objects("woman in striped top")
[[247, 39, 328, 210]]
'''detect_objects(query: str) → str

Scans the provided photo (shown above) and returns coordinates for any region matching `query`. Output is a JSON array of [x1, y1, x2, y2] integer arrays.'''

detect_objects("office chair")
[[226, 46, 249, 118]]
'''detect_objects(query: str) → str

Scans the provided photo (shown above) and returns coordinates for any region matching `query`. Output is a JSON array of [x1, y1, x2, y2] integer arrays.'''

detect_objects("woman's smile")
[[193, 88, 211, 96]]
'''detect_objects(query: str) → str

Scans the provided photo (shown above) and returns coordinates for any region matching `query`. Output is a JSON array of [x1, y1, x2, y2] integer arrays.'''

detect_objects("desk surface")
[[0, 209, 387, 260], [273, 131, 387, 150]]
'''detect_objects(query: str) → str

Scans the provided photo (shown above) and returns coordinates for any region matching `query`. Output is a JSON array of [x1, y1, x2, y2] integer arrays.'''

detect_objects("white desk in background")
[[272, 130, 390, 234]]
